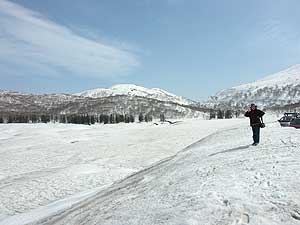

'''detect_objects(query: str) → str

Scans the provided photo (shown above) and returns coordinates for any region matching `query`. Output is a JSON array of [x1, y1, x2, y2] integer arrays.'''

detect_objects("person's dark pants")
[[252, 125, 260, 144]]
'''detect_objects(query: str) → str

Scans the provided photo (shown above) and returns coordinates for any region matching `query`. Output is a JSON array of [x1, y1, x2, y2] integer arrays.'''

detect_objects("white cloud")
[[253, 17, 300, 51], [0, 0, 139, 78]]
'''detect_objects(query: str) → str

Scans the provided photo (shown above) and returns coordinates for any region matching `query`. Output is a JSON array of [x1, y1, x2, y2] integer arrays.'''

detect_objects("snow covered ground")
[[1, 116, 300, 225], [0, 119, 246, 224]]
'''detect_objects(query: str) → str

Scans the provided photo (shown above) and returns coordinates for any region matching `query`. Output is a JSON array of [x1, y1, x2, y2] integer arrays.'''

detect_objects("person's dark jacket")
[[245, 109, 265, 126]]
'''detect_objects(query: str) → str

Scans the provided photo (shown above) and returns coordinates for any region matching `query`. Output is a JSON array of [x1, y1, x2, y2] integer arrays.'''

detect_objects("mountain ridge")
[[1, 64, 300, 116], [0, 87, 207, 119], [75, 84, 195, 106], [206, 64, 300, 109]]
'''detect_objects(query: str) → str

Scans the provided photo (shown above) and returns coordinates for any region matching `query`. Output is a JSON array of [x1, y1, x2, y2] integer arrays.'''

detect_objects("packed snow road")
[[0, 119, 245, 223], [2, 118, 300, 225]]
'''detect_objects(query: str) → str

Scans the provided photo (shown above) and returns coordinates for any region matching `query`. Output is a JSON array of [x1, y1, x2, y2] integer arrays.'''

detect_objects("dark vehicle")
[[284, 112, 299, 117], [290, 118, 300, 129], [278, 116, 295, 127], [278, 112, 299, 127]]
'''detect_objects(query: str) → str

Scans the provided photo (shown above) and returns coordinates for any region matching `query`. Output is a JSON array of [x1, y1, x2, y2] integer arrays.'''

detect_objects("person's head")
[[250, 103, 257, 110]]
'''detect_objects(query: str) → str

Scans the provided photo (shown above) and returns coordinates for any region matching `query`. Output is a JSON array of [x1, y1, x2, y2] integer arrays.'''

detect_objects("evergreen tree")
[[86, 115, 89, 124], [99, 114, 104, 123], [90, 115, 95, 124], [29, 114, 36, 123], [144, 114, 153, 122], [54, 115, 59, 123], [115, 114, 120, 123], [125, 114, 130, 123], [139, 113, 144, 122], [130, 115, 135, 123], [60, 115, 66, 123], [225, 110, 233, 119], [41, 115, 49, 123], [149, 115, 153, 122], [160, 113, 165, 122], [119, 114, 125, 123], [109, 114, 115, 124], [78, 115, 83, 124], [209, 110, 216, 120], [217, 110, 224, 119], [67, 115, 71, 123], [103, 115, 109, 124], [8, 115, 13, 123]]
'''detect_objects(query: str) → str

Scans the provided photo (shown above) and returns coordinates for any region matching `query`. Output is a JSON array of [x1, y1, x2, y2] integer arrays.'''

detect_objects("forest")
[[0, 113, 154, 124]]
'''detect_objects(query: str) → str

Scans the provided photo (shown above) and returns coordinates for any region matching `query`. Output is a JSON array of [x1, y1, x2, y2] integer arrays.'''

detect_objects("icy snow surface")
[[0, 119, 242, 222], [1, 117, 300, 225]]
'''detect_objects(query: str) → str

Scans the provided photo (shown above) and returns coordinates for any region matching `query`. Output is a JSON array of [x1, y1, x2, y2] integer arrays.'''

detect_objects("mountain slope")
[[0, 88, 207, 119], [206, 64, 300, 109], [75, 84, 195, 106]]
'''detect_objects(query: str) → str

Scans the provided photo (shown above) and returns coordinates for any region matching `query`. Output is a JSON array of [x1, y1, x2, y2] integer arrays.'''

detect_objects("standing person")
[[244, 104, 265, 146]]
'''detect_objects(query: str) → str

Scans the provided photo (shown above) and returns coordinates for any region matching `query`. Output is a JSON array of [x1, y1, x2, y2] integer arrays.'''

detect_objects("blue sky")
[[1, 0, 300, 101]]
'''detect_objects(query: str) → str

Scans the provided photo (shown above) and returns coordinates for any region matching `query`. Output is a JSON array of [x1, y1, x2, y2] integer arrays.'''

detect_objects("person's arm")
[[244, 110, 250, 117], [257, 110, 265, 125], [258, 110, 265, 117]]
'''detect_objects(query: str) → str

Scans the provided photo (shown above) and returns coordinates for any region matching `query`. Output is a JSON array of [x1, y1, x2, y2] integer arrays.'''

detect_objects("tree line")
[[0, 113, 154, 125], [209, 109, 242, 119], [0, 109, 243, 124]]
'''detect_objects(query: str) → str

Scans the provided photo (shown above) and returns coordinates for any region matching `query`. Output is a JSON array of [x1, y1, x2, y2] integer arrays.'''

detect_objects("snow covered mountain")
[[206, 64, 300, 109], [0, 88, 207, 119], [75, 84, 195, 106]]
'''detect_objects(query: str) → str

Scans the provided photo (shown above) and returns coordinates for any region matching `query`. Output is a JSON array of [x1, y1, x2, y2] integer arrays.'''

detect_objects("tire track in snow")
[[208, 144, 251, 157], [16, 127, 242, 225], [0, 127, 236, 225], [33, 125, 299, 225], [0, 168, 65, 189]]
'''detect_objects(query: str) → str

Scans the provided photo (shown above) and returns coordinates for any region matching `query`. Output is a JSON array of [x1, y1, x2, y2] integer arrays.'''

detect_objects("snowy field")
[[0, 118, 246, 223], [1, 116, 300, 225]]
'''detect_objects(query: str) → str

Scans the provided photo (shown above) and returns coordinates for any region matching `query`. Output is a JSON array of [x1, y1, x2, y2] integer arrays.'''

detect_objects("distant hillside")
[[75, 84, 195, 106], [205, 65, 300, 110], [0, 88, 208, 119]]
